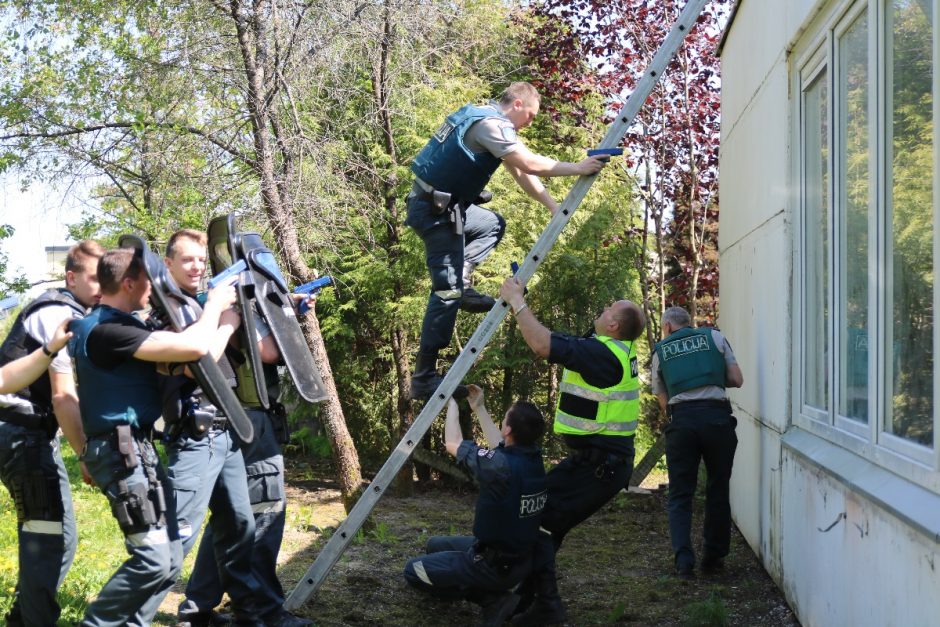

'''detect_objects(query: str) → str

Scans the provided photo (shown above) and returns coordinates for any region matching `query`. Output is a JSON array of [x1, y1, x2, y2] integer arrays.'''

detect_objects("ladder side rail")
[[285, 0, 710, 608]]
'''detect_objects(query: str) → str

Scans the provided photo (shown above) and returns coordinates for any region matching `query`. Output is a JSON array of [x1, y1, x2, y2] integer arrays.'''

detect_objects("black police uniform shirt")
[[85, 316, 152, 369], [548, 331, 634, 457]]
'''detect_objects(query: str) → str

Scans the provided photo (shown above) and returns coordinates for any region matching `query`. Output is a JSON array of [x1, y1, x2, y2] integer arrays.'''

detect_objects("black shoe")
[[510, 597, 567, 626], [410, 372, 468, 401], [263, 608, 314, 627], [701, 556, 725, 574], [177, 610, 232, 627], [676, 563, 695, 581], [460, 287, 496, 313], [479, 592, 520, 627]]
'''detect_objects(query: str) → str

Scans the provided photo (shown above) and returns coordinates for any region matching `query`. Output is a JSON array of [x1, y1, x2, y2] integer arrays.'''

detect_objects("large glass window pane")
[[804, 69, 830, 412], [838, 12, 870, 423], [886, 0, 934, 446]]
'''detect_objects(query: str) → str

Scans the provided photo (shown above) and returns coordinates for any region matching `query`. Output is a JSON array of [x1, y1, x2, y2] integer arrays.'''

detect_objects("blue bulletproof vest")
[[0, 289, 84, 411], [411, 104, 507, 204], [472, 444, 547, 553], [70, 305, 163, 436]]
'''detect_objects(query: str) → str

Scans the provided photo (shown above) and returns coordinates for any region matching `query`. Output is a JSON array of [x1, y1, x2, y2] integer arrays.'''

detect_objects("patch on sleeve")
[[500, 126, 517, 143], [477, 448, 496, 458]]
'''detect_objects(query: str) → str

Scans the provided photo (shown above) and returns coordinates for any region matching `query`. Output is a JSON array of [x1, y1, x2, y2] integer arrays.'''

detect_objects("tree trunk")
[[372, 0, 419, 494], [230, 0, 362, 508]]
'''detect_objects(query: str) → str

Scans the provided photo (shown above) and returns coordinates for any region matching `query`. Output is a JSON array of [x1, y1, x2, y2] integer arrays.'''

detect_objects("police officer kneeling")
[[652, 306, 744, 580], [403, 385, 547, 626]]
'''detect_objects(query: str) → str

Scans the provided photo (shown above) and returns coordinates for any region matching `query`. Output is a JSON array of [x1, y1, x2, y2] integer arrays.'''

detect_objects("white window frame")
[[792, 0, 940, 487]]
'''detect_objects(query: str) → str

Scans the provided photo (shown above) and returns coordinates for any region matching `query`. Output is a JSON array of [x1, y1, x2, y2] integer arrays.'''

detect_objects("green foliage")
[[0, 224, 30, 298], [684, 591, 730, 627], [0, 0, 652, 472], [290, 427, 333, 460], [367, 521, 399, 544]]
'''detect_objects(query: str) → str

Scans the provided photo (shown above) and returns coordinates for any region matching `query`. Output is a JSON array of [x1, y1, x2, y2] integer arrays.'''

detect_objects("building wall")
[[720, 1, 940, 625]]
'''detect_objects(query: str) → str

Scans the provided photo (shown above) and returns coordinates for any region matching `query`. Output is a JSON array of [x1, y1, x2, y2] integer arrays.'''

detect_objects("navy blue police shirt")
[[548, 331, 634, 457], [456, 440, 513, 496]]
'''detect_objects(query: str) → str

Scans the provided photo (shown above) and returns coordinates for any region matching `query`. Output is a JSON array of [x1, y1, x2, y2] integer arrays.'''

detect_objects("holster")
[[185, 399, 215, 440], [476, 543, 518, 574], [269, 401, 290, 445], [110, 424, 139, 475], [12, 434, 64, 523], [430, 190, 452, 215], [0, 405, 59, 439], [111, 479, 164, 532], [164, 399, 216, 442], [571, 447, 624, 481]]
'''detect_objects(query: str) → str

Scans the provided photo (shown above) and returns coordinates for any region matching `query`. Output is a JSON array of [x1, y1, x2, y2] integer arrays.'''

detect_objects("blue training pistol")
[[587, 147, 624, 158], [207, 259, 247, 289], [510, 262, 528, 295], [294, 276, 334, 314]]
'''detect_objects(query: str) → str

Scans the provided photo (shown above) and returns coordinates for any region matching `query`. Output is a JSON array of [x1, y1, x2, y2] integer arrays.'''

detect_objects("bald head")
[[595, 300, 646, 341]]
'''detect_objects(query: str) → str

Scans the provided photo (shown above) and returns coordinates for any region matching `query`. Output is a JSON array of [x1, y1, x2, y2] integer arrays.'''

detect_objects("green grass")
[[0, 443, 202, 624], [684, 591, 730, 627]]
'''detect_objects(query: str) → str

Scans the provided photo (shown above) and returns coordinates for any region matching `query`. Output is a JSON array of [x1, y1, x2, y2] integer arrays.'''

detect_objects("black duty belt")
[[671, 399, 732, 413], [87, 425, 155, 441], [477, 544, 525, 568], [0, 405, 56, 432], [569, 446, 628, 467]]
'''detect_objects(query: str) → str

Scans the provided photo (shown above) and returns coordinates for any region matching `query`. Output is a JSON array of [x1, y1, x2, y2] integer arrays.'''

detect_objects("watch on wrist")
[[42, 342, 58, 358]]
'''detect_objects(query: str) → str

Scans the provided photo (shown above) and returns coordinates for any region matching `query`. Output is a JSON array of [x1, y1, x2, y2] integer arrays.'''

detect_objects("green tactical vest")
[[654, 327, 726, 398], [233, 358, 280, 408], [554, 336, 640, 437]]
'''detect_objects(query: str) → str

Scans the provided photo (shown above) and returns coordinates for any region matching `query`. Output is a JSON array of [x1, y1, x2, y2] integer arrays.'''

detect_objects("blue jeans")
[[81, 434, 182, 627], [665, 403, 738, 568], [407, 192, 506, 354], [165, 426, 259, 613], [403, 535, 531, 601], [182, 408, 286, 618], [0, 424, 77, 626]]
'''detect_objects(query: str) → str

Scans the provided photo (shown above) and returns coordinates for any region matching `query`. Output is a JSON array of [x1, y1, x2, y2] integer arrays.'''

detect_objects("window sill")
[[782, 427, 940, 544]]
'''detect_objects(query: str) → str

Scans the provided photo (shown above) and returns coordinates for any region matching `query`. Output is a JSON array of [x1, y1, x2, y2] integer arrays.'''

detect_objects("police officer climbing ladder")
[[285, 0, 713, 609]]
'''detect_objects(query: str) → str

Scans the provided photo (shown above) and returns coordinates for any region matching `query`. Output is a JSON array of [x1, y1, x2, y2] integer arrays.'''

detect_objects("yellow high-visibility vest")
[[554, 336, 640, 437]]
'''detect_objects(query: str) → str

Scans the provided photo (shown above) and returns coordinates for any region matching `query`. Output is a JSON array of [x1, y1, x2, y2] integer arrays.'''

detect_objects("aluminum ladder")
[[285, 0, 711, 609]]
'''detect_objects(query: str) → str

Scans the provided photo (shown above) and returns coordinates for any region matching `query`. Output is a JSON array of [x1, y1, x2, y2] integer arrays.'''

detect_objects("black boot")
[[478, 592, 521, 626], [460, 261, 495, 313], [410, 352, 467, 400], [510, 564, 567, 626]]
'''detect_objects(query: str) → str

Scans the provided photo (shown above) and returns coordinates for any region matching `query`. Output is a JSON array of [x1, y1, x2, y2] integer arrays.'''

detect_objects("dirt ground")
[[156, 459, 799, 626]]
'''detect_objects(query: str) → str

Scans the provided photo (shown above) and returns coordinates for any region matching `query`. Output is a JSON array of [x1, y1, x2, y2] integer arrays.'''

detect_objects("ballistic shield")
[[118, 234, 254, 443], [207, 215, 270, 409], [208, 215, 328, 404]]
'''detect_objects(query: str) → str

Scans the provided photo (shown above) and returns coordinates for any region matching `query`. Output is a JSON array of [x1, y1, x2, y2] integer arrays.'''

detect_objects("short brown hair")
[[65, 240, 104, 275], [98, 248, 144, 295], [614, 302, 646, 341], [499, 81, 540, 107], [165, 229, 207, 259]]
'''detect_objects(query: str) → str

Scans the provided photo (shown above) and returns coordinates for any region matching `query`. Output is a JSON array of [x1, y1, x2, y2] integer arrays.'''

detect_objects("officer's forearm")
[[50, 371, 86, 456], [515, 308, 551, 359], [444, 399, 462, 457], [0, 348, 54, 394], [53, 394, 87, 456], [657, 392, 669, 416], [508, 167, 558, 214], [476, 408, 502, 449]]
